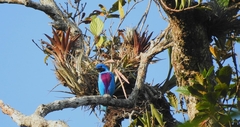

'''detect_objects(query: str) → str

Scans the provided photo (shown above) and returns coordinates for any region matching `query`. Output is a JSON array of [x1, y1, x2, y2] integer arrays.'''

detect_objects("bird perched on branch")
[[96, 63, 115, 111]]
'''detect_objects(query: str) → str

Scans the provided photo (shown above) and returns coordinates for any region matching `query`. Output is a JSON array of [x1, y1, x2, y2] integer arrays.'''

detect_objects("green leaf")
[[203, 92, 218, 105], [90, 17, 104, 36], [107, 14, 120, 18], [193, 112, 209, 124], [216, 66, 232, 85], [99, 4, 107, 12], [229, 84, 237, 98], [214, 83, 228, 97], [150, 104, 165, 126], [118, 0, 125, 19], [201, 68, 207, 78], [96, 36, 106, 48], [197, 0, 202, 5], [138, 111, 150, 127], [195, 74, 204, 85], [176, 86, 190, 95], [146, 111, 151, 127], [109, 0, 126, 13], [205, 66, 214, 78], [128, 119, 138, 127], [167, 91, 178, 110], [192, 84, 206, 92], [178, 112, 208, 127], [188, 86, 203, 98], [138, 115, 146, 125], [218, 113, 231, 125], [235, 37, 240, 43], [180, 0, 186, 9], [196, 101, 212, 111], [174, 0, 179, 9], [216, 0, 229, 7]]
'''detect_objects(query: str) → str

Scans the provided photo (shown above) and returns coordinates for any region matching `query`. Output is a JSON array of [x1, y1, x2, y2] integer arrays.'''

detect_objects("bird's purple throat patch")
[[101, 73, 111, 94]]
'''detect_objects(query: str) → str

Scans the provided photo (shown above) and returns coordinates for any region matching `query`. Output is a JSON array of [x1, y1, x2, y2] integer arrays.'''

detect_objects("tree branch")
[[0, 0, 81, 34], [34, 95, 133, 117], [129, 26, 173, 101], [0, 100, 69, 127], [0, 1, 173, 124], [0, 26, 173, 125]]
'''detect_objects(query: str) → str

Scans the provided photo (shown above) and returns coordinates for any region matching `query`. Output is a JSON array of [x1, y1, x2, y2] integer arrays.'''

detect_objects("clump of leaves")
[[177, 66, 240, 126], [129, 104, 165, 127], [41, 28, 98, 96]]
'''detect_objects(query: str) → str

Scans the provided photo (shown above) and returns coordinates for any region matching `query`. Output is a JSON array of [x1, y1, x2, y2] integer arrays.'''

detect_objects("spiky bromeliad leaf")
[[129, 119, 138, 127], [167, 91, 178, 111], [90, 17, 104, 36], [175, 0, 200, 9], [150, 104, 165, 126]]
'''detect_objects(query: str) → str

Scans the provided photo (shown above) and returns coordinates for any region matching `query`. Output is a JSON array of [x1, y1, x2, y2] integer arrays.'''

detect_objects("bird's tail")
[[100, 105, 107, 112]]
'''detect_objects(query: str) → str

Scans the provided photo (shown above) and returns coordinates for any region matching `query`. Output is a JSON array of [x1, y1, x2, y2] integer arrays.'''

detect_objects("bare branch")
[[34, 95, 133, 117], [158, 0, 200, 12], [0, 2, 173, 126], [129, 26, 173, 101], [0, 100, 69, 127], [115, 0, 143, 34], [137, 0, 152, 32], [153, 0, 168, 21], [0, 0, 81, 34]]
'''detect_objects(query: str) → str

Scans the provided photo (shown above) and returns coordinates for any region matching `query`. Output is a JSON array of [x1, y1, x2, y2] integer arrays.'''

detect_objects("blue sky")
[[1, 0, 239, 127], [0, 1, 171, 126]]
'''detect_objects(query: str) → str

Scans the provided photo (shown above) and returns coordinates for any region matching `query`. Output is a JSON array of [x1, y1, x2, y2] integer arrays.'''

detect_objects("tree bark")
[[159, 0, 213, 121], [170, 11, 213, 120]]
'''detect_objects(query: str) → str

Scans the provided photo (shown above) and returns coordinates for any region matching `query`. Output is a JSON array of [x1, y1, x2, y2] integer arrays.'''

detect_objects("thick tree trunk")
[[170, 10, 213, 120], [160, 1, 213, 121]]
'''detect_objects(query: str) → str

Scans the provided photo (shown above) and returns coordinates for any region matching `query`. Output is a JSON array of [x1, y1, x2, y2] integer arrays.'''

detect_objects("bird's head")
[[96, 63, 109, 72]]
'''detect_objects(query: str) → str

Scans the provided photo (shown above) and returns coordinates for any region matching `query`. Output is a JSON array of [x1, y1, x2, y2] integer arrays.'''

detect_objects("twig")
[[158, 0, 200, 12], [136, 0, 152, 33], [153, 0, 168, 21], [114, 69, 129, 99], [32, 39, 54, 59], [115, 0, 143, 35]]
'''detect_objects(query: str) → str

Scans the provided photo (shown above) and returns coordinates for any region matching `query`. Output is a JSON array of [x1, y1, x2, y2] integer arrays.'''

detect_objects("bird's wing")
[[108, 73, 115, 96]]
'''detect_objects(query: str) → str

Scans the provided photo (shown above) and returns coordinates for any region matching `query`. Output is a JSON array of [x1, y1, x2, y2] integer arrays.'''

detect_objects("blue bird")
[[96, 63, 115, 111]]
